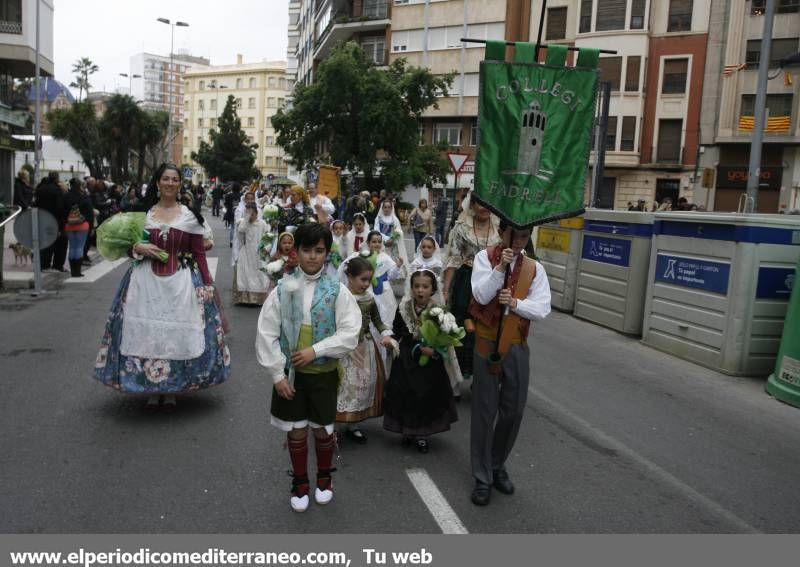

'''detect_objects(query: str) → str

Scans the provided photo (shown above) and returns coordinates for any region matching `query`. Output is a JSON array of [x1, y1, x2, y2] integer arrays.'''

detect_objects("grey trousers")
[[470, 343, 530, 485]]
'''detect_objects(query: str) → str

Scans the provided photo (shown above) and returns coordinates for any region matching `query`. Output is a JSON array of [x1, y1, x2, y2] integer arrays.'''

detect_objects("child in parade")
[[233, 203, 270, 305], [375, 200, 410, 298], [327, 220, 348, 278], [336, 257, 395, 444], [255, 223, 361, 513], [264, 232, 298, 296], [409, 235, 443, 279], [345, 213, 370, 255], [468, 221, 551, 506], [383, 269, 459, 453]]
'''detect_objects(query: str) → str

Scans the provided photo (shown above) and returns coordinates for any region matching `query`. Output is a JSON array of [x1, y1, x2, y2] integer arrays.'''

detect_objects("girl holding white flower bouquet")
[[264, 232, 298, 295], [383, 269, 460, 454], [93, 163, 230, 413], [336, 257, 395, 444], [326, 220, 348, 278], [233, 203, 270, 305]]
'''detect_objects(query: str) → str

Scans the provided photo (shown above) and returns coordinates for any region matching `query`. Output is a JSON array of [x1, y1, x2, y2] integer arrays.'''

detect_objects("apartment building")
[[0, 0, 54, 204], [182, 58, 290, 181], [696, 0, 800, 213], [129, 51, 210, 164], [391, 0, 528, 190]]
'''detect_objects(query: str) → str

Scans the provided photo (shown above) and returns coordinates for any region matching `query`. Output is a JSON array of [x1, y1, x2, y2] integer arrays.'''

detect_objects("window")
[[279, 78, 287, 90], [605, 116, 618, 150], [362, 36, 386, 65], [197, 137, 202, 147], [392, 30, 409, 52], [198, 118, 203, 128], [269, 76, 277, 88], [418, 123, 425, 145], [470, 119, 478, 146], [434, 122, 462, 146], [752, 0, 799, 15], [278, 98, 285, 108], [199, 80, 205, 90], [657, 119, 683, 163], [596, 0, 627, 31], [198, 99, 204, 110], [235, 98, 242, 108], [662, 59, 688, 94], [621, 116, 636, 151], [625, 56, 641, 91], [265, 156, 273, 166], [630, 0, 645, 28], [363, 0, 388, 18], [746, 38, 798, 69], [741, 93, 794, 116], [276, 157, 283, 166], [667, 0, 692, 32], [247, 117, 255, 127], [210, 118, 217, 128], [0, 0, 22, 33], [249, 78, 256, 88], [236, 78, 243, 88], [268, 97, 276, 108], [546, 7, 567, 40], [598, 56, 623, 91], [210, 99, 217, 111], [266, 136, 274, 146], [579, 0, 592, 33], [248, 97, 256, 109]]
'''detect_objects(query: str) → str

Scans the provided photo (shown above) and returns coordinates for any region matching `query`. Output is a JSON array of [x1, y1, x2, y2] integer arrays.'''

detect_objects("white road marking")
[[406, 467, 469, 534], [65, 258, 127, 283], [531, 387, 760, 534]]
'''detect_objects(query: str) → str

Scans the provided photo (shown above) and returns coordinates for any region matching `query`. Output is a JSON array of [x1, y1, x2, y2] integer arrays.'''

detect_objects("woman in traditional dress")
[[231, 190, 260, 267], [93, 163, 231, 412], [278, 185, 312, 233], [233, 202, 270, 305], [383, 269, 459, 453], [345, 213, 370, 255], [374, 200, 410, 298], [442, 191, 501, 383], [409, 234, 443, 279]]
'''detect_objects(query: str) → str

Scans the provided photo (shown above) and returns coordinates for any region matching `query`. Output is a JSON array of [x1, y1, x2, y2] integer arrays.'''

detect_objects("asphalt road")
[[2, 215, 799, 534]]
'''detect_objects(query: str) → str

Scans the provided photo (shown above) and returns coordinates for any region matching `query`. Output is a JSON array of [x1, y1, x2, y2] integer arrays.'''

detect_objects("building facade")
[[696, 0, 800, 213], [0, 0, 54, 204], [129, 51, 210, 164], [183, 58, 290, 182]]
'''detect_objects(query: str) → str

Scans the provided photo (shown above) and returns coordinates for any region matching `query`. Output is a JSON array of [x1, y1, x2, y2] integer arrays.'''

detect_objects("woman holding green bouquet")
[[93, 163, 231, 412]]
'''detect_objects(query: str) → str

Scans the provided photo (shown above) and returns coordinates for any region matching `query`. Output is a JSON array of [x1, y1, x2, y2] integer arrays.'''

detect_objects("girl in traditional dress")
[[93, 163, 231, 412], [233, 203, 270, 305], [442, 191, 502, 383], [409, 235, 443, 279], [345, 213, 370, 255], [375, 200, 410, 298], [327, 220, 348, 278], [336, 257, 394, 444], [383, 269, 459, 453], [231, 190, 260, 267], [265, 232, 298, 296]]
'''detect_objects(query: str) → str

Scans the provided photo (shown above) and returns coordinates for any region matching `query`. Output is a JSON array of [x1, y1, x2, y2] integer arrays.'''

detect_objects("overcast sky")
[[53, 0, 289, 94]]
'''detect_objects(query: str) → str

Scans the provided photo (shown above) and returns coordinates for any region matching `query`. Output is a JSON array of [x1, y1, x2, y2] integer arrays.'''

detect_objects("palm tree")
[[69, 57, 99, 101]]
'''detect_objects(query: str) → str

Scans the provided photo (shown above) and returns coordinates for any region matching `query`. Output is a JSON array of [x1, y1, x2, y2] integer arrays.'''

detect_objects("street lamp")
[[157, 17, 189, 163], [118, 72, 142, 94]]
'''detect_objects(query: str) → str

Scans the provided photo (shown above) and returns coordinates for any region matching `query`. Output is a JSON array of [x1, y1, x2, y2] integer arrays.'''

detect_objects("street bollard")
[[766, 259, 800, 408]]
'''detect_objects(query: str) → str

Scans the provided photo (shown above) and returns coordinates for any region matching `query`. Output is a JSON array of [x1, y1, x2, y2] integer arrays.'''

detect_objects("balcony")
[[313, 0, 390, 61], [651, 145, 685, 170]]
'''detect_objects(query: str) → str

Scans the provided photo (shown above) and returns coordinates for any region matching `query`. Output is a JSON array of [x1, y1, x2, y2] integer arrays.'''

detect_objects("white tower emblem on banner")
[[505, 99, 554, 182]]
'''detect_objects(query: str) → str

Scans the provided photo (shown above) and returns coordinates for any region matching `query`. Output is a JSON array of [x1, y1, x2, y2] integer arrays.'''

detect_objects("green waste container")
[[766, 259, 800, 408]]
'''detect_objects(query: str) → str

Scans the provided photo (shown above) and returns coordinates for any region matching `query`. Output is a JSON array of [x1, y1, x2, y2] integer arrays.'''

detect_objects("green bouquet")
[[96, 212, 168, 263], [417, 306, 465, 366]]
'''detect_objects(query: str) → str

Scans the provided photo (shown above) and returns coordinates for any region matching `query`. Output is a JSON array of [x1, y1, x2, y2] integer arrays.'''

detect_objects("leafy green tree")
[[48, 100, 106, 177], [272, 41, 452, 192], [101, 94, 139, 182], [382, 141, 451, 195], [69, 57, 99, 102], [191, 94, 259, 182]]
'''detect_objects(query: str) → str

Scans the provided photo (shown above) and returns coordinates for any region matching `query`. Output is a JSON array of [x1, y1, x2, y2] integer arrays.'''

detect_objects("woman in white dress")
[[93, 163, 230, 412], [233, 202, 270, 305]]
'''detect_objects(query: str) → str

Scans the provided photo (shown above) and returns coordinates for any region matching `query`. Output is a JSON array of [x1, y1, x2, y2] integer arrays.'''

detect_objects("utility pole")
[[744, 0, 776, 214]]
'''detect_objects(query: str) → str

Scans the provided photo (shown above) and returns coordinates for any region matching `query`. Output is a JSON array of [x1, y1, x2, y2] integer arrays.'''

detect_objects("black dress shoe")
[[471, 481, 491, 506], [493, 469, 515, 495]]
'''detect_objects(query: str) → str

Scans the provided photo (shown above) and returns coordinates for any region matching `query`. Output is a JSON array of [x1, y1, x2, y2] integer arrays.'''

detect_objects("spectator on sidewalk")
[[34, 172, 67, 272], [13, 168, 34, 210]]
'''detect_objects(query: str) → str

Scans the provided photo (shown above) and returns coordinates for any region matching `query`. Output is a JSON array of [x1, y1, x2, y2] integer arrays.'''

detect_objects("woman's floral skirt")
[[93, 267, 231, 393]]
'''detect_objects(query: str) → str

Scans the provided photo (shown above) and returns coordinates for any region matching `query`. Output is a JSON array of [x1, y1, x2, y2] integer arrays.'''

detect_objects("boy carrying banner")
[[468, 221, 551, 506]]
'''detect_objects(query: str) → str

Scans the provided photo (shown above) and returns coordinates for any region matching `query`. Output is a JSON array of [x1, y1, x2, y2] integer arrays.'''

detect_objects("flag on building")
[[722, 63, 746, 77], [738, 115, 791, 133], [473, 40, 599, 228]]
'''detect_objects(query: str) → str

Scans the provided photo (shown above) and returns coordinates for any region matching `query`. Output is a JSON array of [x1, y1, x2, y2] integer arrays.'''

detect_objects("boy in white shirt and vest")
[[256, 223, 360, 512]]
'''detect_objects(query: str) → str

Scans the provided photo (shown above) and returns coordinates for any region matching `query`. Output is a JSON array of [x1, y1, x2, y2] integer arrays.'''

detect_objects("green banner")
[[474, 42, 599, 228]]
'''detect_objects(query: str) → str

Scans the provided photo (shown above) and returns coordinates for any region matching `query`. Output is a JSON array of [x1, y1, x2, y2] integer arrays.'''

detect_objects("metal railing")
[[0, 205, 22, 229]]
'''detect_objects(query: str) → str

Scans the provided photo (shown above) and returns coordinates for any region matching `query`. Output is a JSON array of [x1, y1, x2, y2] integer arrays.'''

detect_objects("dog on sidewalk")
[[8, 243, 33, 266]]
